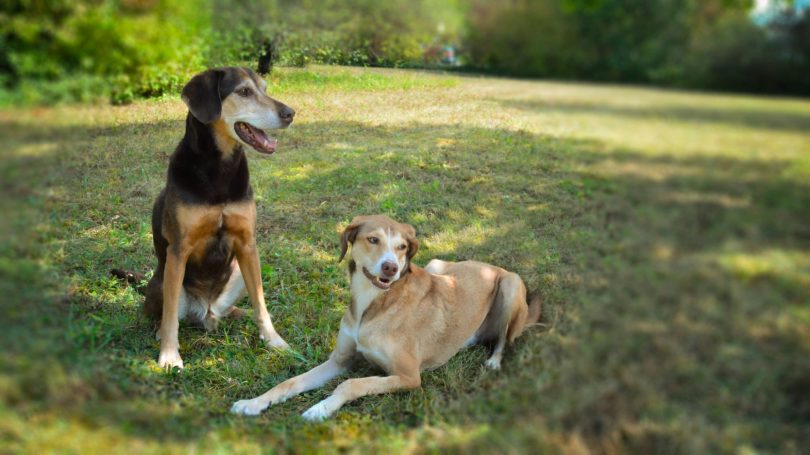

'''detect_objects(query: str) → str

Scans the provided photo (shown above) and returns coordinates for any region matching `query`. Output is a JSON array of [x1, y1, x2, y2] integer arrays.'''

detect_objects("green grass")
[[1, 66, 809, 454]]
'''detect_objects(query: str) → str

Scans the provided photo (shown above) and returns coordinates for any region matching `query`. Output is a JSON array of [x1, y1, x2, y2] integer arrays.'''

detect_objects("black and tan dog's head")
[[339, 215, 419, 290], [181, 67, 294, 154]]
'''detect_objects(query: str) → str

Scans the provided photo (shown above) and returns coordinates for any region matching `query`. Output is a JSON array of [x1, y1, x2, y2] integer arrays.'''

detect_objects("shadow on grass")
[[2, 115, 809, 452], [497, 98, 810, 134]]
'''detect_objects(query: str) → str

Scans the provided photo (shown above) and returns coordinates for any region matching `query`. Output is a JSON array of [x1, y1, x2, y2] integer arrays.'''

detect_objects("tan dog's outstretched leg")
[[300, 353, 421, 421], [231, 331, 357, 415]]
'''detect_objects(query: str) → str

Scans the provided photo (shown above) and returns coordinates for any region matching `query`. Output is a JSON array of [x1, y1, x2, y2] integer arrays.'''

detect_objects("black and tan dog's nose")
[[279, 105, 295, 125], [382, 261, 399, 277]]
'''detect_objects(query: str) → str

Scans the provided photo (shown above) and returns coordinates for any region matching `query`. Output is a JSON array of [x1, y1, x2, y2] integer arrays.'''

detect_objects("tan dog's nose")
[[381, 261, 398, 277]]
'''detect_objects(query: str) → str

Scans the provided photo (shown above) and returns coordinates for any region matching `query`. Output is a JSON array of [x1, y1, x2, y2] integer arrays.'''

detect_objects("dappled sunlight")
[[714, 248, 810, 287], [663, 191, 750, 209], [5, 142, 57, 159], [424, 223, 509, 257], [274, 163, 317, 182]]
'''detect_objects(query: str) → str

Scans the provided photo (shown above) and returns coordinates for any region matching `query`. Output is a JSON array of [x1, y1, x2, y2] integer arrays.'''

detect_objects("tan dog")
[[231, 215, 541, 420]]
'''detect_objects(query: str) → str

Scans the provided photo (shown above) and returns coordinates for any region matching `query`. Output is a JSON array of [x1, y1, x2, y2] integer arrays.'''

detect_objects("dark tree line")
[[465, 0, 810, 96]]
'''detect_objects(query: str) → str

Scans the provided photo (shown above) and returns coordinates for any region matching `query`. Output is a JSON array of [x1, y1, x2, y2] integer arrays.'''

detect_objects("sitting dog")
[[231, 215, 541, 420], [137, 67, 294, 369]]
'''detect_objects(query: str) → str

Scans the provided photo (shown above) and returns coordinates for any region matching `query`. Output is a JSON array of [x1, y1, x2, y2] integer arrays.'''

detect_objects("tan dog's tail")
[[527, 290, 542, 324]]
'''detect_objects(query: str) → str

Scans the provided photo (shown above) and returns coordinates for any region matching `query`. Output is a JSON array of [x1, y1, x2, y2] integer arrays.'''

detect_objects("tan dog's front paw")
[[158, 350, 184, 370], [301, 402, 331, 422], [231, 398, 268, 416]]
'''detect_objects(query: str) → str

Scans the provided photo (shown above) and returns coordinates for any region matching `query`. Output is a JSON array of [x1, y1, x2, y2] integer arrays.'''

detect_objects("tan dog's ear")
[[338, 219, 363, 262], [181, 69, 224, 124], [402, 223, 419, 261]]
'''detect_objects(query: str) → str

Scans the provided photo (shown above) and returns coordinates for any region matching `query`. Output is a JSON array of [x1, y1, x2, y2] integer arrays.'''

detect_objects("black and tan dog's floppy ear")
[[181, 69, 224, 124], [338, 218, 364, 262], [402, 223, 419, 261]]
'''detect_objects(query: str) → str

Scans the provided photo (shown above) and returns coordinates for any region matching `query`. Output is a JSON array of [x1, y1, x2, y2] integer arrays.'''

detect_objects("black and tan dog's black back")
[[117, 67, 294, 369]]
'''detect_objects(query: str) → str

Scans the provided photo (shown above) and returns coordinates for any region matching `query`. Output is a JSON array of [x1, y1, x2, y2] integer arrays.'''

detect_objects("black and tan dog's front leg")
[[227, 203, 289, 349], [158, 246, 190, 369]]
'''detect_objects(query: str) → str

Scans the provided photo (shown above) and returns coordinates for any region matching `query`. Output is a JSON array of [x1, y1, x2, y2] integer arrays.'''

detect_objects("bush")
[[684, 11, 810, 95], [465, 1, 585, 78], [1, 0, 209, 105], [463, 0, 810, 96]]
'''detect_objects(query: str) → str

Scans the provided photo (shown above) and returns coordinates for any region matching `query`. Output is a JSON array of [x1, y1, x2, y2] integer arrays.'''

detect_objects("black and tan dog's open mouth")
[[363, 267, 392, 290], [235, 121, 277, 154]]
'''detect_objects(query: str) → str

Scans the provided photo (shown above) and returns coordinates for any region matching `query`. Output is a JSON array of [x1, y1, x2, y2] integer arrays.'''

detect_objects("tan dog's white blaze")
[[230, 215, 541, 421]]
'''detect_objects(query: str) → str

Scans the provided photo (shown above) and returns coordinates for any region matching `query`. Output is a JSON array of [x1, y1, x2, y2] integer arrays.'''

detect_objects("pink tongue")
[[244, 123, 275, 152]]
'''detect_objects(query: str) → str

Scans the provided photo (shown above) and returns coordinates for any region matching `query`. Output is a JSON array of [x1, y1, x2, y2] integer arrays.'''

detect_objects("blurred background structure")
[[1, 0, 808, 106]]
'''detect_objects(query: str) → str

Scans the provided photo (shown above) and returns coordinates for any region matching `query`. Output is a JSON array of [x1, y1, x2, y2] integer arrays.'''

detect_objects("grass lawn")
[[1, 65, 809, 454]]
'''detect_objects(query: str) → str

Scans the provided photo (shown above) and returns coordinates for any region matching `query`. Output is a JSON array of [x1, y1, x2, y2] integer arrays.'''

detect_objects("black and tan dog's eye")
[[367, 236, 379, 244], [238, 87, 251, 97], [398, 244, 407, 250]]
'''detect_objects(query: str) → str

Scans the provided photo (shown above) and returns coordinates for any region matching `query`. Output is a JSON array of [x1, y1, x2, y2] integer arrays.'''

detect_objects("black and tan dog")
[[125, 67, 295, 369], [231, 215, 542, 420]]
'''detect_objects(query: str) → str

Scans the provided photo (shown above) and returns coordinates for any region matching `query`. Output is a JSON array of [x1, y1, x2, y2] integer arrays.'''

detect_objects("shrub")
[[1, 0, 209, 105], [684, 11, 810, 95]]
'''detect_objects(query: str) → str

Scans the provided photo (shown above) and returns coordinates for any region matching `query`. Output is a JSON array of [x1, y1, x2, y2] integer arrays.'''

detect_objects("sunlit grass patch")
[[267, 65, 458, 94]]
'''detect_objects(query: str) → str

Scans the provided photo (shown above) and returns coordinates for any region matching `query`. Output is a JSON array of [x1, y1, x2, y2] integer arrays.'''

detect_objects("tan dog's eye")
[[367, 236, 379, 244], [398, 244, 407, 250], [237, 87, 251, 97]]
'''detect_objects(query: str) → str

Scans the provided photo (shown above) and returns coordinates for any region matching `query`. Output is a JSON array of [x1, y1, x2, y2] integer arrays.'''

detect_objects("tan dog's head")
[[339, 215, 419, 290], [181, 67, 294, 154]]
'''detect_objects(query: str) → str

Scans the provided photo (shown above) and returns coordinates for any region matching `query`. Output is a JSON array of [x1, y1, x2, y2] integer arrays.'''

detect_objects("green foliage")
[[3, 0, 809, 105], [464, 0, 810, 96], [683, 11, 810, 95], [1, 0, 211, 105], [465, 1, 585, 78], [207, 0, 448, 69], [0, 0, 458, 105]]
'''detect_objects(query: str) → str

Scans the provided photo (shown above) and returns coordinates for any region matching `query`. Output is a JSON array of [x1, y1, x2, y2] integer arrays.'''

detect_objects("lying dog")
[[231, 215, 541, 420], [134, 67, 294, 369]]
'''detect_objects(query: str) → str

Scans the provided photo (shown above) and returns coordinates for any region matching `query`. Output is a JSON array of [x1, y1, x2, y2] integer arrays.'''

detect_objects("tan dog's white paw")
[[301, 400, 333, 422], [484, 357, 502, 370], [158, 350, 184, 370], [231, 398, 268, 416]]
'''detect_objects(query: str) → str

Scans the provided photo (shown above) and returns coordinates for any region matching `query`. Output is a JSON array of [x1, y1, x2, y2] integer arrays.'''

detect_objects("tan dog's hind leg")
[[158, 249, 190, 369], [231, 331, 357, 416], [301, 354, 421, 421], [485, 272, 528, 370], [424, 259, 451, 275]]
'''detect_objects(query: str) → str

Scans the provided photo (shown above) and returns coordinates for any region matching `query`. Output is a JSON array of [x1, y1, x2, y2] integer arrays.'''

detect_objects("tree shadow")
[[496, 98, 810, 134]]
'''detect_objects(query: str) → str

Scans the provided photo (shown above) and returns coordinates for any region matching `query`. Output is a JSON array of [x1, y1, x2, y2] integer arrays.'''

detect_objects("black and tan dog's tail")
[[527, 290, 543, 325], [110, 269, 147, 295]]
